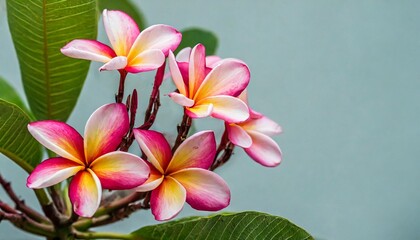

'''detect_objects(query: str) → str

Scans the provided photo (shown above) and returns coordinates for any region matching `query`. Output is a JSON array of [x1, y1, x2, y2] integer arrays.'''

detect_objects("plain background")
[[1, 0, 420, 239]]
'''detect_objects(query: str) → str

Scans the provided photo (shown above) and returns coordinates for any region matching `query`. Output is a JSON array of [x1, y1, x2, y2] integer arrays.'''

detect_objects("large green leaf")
[[98, 0, 146, 30], [7, 0, 98, 121], [176, 28, 218, 55], [131, 211, 314, 240], [0, 99, 42, 173], [0, 76, 29, 115]]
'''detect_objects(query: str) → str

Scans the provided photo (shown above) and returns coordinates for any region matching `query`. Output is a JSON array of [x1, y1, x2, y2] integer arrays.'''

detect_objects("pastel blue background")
[[1, 1, 420, 239]]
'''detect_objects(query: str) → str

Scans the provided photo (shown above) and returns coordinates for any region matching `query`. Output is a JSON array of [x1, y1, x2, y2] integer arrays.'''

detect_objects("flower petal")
[[185, 103, 213, 119], [28, 121, 84, 164], [128, 24, 181, 60], [99, 56, 127, 71], [102, 9, 139, 56], [171, 168, 230, 211], [240, 116, 282, 136], [61, 39, 116, 62], [197, 95, 249, 123], [167, 131, 216, 173], [84, 103, 129, 163], [150, 176, 186, 221], [205, 55, 222, 68], [195, 59, 250, 100], [168, 92, 194, 107], [133, 129, 172, 173], [90, 151, 149, 190], [27, 158, 83, 189], [245, 131, 282, 167], [176, 47, 191, 62], [226, 123, 252, 148], [168, 51, 187, 96], [69, 169, 102, 217], [135, 162, 164, 192], [188, 44, 206, 97], [125, 49, 165, 73]]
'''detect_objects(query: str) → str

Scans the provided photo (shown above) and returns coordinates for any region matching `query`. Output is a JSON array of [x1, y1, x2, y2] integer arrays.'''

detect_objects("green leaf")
[[176, 28, 218, 55], [0, 99, 42, 173], [131, 211, 314, 240], [7, 0, 98, 121], [0, 76, 29, 115], [98, 0, 147, 30]]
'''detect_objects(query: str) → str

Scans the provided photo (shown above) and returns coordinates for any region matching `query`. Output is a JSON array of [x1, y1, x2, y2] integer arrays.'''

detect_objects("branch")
[[172, 113, 192, 153], [0, 174, 50, 223], [0, 211, 55, 237], [116, 70, 128, 103], [211, 142, 235, 171]]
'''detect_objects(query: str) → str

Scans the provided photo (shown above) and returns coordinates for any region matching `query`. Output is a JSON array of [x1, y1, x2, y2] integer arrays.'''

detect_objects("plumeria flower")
[[26, 103, 150, 217], [61, 9, 181, 73], [175, 47, 221, 68], [226, 91, 283, 167], [168, 43, 250, 123], [133, 129, 230, 221]]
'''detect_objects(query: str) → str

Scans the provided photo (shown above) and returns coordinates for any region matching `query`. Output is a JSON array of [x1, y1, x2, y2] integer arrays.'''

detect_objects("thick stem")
[[116, 70, 128, 103], [172, 113, 192, 153]]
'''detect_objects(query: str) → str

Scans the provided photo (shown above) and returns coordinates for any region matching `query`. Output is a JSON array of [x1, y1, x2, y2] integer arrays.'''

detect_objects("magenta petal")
[[102, 9, 140, 56], [135, 162, 164, 192], [245, 131, 282, 167], [60, 39, 116, 62], [171, 168, 230, 211], [226, 123, 252, 148], [90, 151, 149, 190], [150, 176, 186, 221], [167, 131, 216, 173], [133, 129, 172, 173], [69, 169, 102, 217], [27, 158, 83, 189], [28, 121, 84, 164], [84, 103, 129, 163]]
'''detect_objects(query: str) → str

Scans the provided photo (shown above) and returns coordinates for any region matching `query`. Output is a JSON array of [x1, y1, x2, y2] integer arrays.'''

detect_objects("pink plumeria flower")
[[226, 91, 283, 167], [26, 103, 150, 217], [175, 47, 222, 68], [168, 43, 250, 123], [133, 130, 230, 221], [61, 9, 181, 73]]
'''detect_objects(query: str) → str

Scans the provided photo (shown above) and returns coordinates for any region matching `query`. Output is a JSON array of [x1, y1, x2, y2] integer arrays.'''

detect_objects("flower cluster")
[[26, 9, 282, 221]]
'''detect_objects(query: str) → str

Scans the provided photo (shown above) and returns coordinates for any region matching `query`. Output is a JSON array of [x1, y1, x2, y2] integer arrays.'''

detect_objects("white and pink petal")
[[244, 131, 282, 167], [195, 59, 250, 100], [84, 103, 129, 163], [28, 121, 84, 164], [185, 103, 213, 119], [150, 176, 186, 221], [240, 116, 282, 136], [135, 162, 164, 192], [171, 168, 230, 211], [196, 95, 249, 123], [99, 56, 127, 71], [60, 39, 116, 63], [168, 92, 194, 107], [90, 151, 149, 190], [226, 123, 252, 148], [128, 24, 181, 60], [69, 169, 102, 217], [125, 49, 165, 73], [167, 131, 216, 173], [102, 9, 140, 56], [27, 158, 84, 189], [133, 129, 172, 173]]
